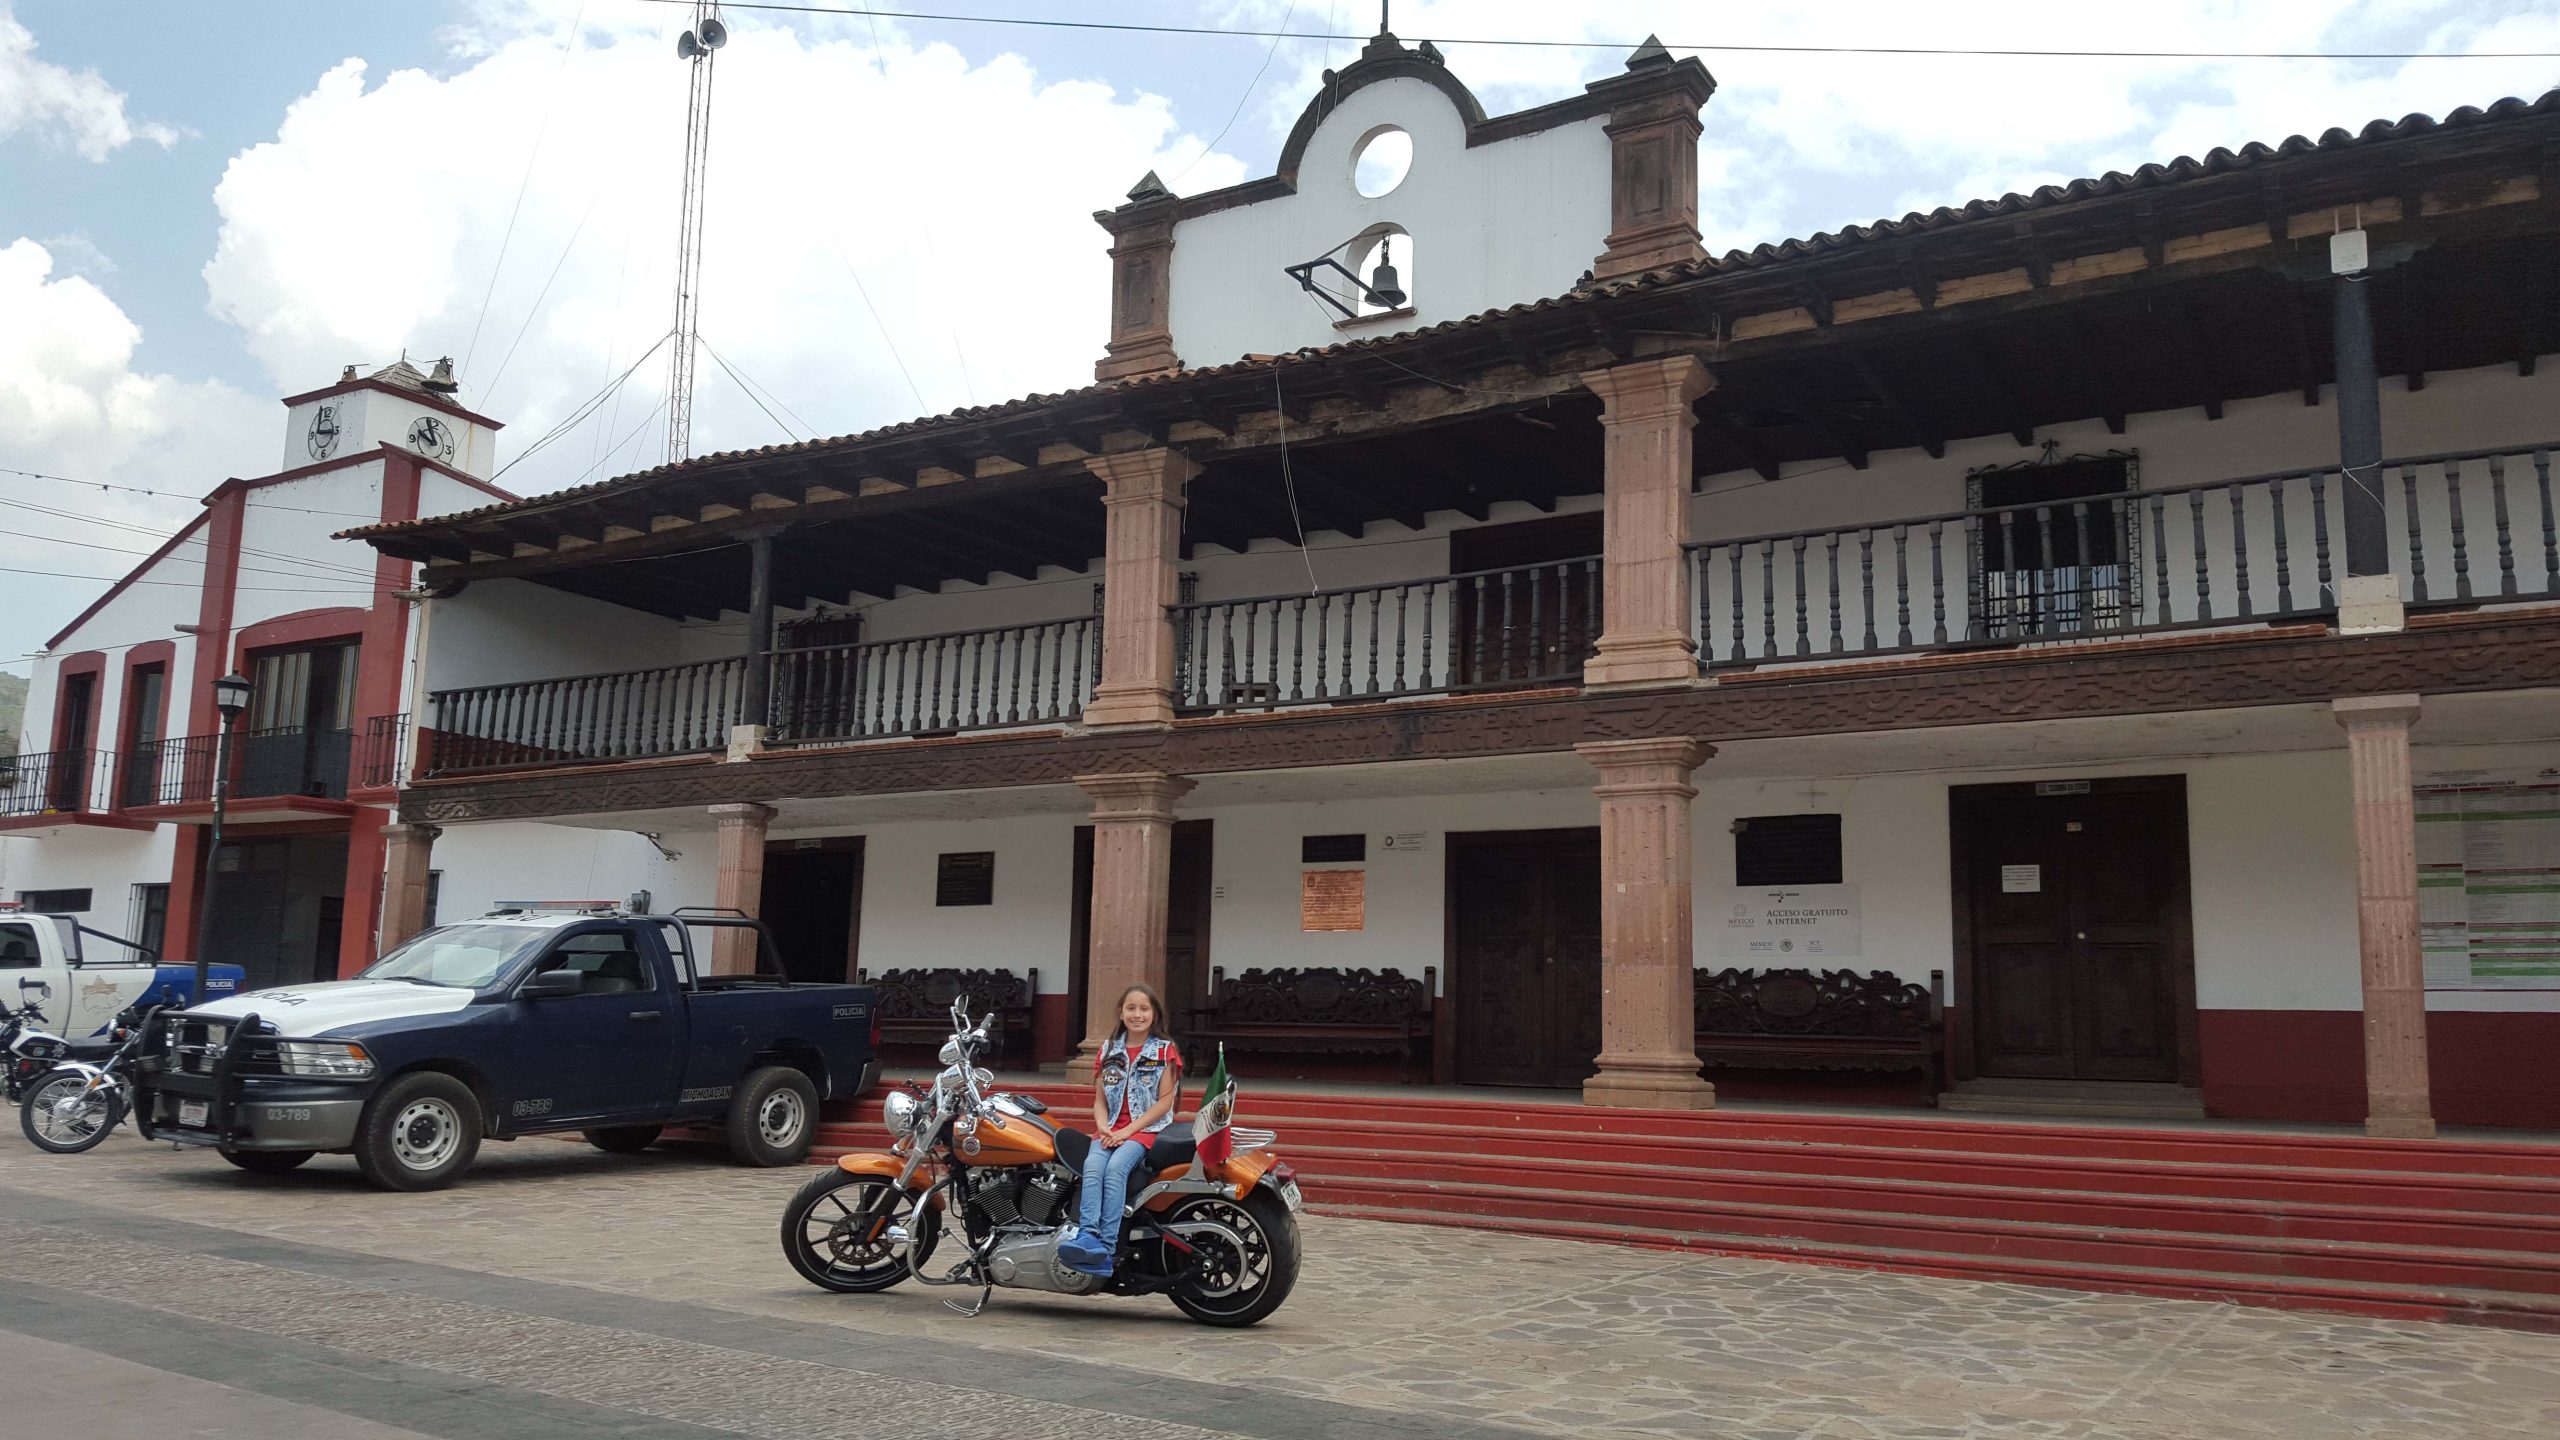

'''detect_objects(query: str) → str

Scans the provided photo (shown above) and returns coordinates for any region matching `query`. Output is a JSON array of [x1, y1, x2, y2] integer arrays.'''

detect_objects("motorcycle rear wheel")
[[1165, 1188, 1301, 1327], [19, 1070, 124, 1154], [781, 1169, 936, 1293]]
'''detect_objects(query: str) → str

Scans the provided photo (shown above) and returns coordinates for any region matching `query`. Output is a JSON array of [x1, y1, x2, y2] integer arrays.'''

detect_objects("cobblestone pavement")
[[1, 1131, 2555, 1440]]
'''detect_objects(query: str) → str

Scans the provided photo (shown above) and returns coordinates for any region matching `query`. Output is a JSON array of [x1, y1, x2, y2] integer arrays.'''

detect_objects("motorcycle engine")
[[985, 1228, 1100, 1295]]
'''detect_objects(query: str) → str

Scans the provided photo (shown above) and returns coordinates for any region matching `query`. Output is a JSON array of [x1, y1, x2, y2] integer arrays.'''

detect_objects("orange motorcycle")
[[780, 998, 1303, 1325]]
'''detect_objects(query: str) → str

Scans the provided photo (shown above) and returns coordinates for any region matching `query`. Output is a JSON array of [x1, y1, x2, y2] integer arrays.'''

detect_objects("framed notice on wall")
[[1300, 869, 1364, 932], [1712, 884, 1862, 960], [935, 851, 995, 907], [2418, 775, 2560, 990]]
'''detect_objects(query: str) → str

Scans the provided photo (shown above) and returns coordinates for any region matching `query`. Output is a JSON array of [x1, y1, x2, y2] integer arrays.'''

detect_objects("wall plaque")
[[1713, 883, 1861, 959], [935, 851, 995, 906], [1301, 833, 1367, 863], [1299, 869, 1365, 931]]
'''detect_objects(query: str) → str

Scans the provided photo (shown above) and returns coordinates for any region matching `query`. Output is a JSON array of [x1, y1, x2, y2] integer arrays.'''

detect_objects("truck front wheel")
[[353, 1072, 482, 1191], [726, 1066, 817, 1167]]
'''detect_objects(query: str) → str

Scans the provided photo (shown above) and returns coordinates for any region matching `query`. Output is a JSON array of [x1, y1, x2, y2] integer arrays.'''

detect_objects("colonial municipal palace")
[[15, 32, 2560, 1147]]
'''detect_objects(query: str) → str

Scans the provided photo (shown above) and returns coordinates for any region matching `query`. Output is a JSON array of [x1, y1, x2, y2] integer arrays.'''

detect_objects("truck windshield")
[[362, 925, 549, 988]]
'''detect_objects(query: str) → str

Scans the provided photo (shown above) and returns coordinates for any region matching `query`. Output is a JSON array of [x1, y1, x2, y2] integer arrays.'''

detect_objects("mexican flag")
[[1192, 1044, 1237, 1172]]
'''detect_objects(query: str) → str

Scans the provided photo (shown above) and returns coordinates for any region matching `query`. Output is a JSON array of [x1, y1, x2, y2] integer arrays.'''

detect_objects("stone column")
[[2333, 695, 2435, 1139], [1083, 449, 1196, 729], [1583, 356, 1714, 690], [1093, 172, 1181, 382], [1586, 44, 1717, 281], [1576, 737, 1715, 1109], [377, 821, 442, 955], [1074, 771, 1195, 1078], [710, 802, 776, 976]]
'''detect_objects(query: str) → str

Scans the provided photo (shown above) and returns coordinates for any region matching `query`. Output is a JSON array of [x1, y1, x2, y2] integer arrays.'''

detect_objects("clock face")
[[306, 405, 341, 461], [407, 416, 455, 461]]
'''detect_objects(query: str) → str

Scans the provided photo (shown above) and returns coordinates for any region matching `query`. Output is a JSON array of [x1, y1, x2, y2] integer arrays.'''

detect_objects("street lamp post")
[[190, 673, 252, 1007]]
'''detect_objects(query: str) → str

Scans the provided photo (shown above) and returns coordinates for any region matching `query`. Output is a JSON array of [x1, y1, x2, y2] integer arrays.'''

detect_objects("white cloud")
[[199, 8, 1250, 501], [0, 238, 275, 662], [0, 0, 178, 160]]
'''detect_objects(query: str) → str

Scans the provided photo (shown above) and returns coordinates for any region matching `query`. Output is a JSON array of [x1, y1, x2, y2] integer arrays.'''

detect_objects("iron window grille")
[[1965, 450, 2141, 639]]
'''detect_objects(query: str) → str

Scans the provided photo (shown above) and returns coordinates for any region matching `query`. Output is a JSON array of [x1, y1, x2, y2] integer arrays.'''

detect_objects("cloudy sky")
[[3, 0, 2556, 681]]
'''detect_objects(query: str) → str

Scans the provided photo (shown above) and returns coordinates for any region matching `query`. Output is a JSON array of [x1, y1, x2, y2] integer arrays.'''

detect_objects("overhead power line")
[[618, 0, 2560, 60], [0, 495, 385, 580], [0, 465, 388, 520], [0, 564, 371, 595]]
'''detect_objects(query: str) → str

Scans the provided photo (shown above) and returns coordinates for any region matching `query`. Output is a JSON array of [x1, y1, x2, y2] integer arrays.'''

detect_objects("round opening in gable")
[[1352, 125, 1412, 198]]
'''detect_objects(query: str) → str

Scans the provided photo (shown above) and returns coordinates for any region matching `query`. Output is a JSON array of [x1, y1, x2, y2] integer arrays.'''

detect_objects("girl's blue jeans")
[[1074, 1138, 1150, 1247]]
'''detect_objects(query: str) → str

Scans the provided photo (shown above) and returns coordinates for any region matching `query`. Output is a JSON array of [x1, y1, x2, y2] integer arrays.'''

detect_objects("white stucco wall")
[[838, 813, 1083, 990], [424, 579, 688, 692], [283, 388, 499, 480], [0, 826, 177, 935], [424, 822, 715, 928], [232, 462, 389, 631], [1168, 75, 1611, 367]]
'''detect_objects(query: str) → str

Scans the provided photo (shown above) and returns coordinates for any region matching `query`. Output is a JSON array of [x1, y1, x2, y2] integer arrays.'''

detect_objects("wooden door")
[[1450, 829, 1602, 1087], [760, 837, 864, 983], [1954, 780, 2192, 1083], [1448, 514, 1603, 690]]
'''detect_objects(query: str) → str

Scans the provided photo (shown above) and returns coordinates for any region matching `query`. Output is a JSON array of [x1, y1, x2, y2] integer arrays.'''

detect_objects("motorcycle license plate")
[[1277, 1177, 1304, 1213], [179, 1100, 208, 1128]]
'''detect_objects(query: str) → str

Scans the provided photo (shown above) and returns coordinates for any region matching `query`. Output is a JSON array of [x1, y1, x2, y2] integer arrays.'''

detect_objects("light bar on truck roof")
[[486, 900, 625, 915]]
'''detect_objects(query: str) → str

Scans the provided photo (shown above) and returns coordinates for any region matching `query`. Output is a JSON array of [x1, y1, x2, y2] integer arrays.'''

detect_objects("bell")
[[1367, 240, 1407, 309], [698, 16, 728, 48], [423, 356, 459, 395]]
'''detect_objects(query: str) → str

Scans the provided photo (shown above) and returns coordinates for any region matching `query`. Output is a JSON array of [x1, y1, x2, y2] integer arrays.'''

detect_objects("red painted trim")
[[351, 454, 420, 746], [48, 651, 107, 754], [112, 640, 177, 810], [232, 606, 368, 664], [278, 377, 505, 431], [185, 488, 246, 736], [132, 797, 361, 827], [163, 825, 210, 966], [40, 514, 213, 652], [340, 808, 389, 977], [2200, 1009, 2560, 1129]]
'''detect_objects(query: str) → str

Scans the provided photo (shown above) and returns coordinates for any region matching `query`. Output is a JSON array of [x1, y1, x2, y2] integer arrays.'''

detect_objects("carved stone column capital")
[[708, 802, 778, 825], [1577, 737, 1711, 795]]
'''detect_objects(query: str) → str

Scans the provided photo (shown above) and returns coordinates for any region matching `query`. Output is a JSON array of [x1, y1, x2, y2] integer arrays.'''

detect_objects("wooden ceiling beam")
[[1700, 411, 1784, 484], [1841, 350, 1945, 459], [1950, 333, 2039, 447], [898, 510, 1053, 583]]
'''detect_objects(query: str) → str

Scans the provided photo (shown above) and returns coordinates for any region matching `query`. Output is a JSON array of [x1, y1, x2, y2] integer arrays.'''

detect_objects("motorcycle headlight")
[[274, 1041, 376, 1079], [882, 1088, 921, 1136]]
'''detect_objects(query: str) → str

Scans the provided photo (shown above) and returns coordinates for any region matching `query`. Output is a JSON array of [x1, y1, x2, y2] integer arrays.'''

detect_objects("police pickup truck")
[[0, 902, 241, 1036], [132, 905, 878, 1190]]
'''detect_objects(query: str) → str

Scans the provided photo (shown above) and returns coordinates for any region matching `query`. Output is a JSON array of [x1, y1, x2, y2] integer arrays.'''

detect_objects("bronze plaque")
[[1300, 869, 1365, 932]]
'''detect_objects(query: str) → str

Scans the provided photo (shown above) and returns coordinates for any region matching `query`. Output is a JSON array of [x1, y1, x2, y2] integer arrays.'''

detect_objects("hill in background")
[[0, 673, 26, 755]]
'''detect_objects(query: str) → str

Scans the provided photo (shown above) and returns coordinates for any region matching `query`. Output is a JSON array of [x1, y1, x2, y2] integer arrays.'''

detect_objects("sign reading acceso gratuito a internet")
[[1714, 885, 1862, 959]]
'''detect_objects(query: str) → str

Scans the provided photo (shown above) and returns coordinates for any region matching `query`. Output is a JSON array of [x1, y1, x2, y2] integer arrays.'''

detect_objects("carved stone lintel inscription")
[[401, 613, 2560, 825]]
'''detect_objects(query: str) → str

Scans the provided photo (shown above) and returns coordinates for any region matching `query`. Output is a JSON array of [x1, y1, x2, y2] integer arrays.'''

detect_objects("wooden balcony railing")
[[766, 618, 1098, 746], [426, 657, 749, 777], [1688, 442, 2556, 668], [0, 749, 114, 819], [1171, 558, 1601, 712], [359, 713, 409, 789]]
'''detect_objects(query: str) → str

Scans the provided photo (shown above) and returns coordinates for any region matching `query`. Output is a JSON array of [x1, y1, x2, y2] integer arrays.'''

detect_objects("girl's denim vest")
[[1097, 1034, 1177, 1134]]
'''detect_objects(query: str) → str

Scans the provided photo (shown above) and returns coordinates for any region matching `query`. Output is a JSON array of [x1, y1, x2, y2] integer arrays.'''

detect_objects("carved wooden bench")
[[1188, 965, 1435, 1081], [857, 966, 1037, 1066], [1693, 967, 1945, 1101]]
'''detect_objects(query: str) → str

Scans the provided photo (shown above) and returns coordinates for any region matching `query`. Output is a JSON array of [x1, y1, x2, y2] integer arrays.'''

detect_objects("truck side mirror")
[[519, 970, 584, 1000]]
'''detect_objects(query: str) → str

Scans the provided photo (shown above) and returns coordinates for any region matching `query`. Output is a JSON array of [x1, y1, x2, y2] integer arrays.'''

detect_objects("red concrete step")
[[1293, 1172, 2560, 1297], [834, 1086, 2560, 1179], [1280, 1145, 2560, 1255], [1311, 1201, 2560, 1334], [814, 1114, 2560, 1219]]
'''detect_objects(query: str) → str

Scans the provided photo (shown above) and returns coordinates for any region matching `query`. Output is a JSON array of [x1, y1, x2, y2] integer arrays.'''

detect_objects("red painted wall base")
[[2201, 1008, 2560, 1128]]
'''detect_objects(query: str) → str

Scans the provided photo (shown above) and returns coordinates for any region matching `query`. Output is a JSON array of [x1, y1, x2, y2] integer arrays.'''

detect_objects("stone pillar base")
[[1081, 684, 1175, 730], [2366, 1114, 2438, 1140], [725, 724, 766, 762], [1584, 1059, 1716, 1110], [1584, 632, 1700, 690], [2337, 573, 2406, 635]]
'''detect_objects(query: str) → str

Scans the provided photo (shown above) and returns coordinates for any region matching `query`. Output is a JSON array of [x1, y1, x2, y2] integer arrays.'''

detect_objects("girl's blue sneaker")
[[1056, 1231, 1114, 1275]]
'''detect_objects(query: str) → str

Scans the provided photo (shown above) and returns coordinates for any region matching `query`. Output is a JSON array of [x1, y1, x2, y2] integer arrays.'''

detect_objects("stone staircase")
[[814, 1085, 2560, 1331]]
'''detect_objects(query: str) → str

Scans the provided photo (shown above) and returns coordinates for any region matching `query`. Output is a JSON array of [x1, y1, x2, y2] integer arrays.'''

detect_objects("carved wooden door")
[[1957, 781, 2187, 1083], [1452, 829, 1601, 1087]]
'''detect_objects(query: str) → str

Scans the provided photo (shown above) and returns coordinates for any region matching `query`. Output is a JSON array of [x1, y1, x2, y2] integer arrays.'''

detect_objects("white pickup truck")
[[0, 905, 242, 1038]]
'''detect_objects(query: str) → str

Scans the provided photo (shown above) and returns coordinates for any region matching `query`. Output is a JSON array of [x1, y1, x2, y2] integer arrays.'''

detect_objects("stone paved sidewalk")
[[1, 1131, 2554, 1439]]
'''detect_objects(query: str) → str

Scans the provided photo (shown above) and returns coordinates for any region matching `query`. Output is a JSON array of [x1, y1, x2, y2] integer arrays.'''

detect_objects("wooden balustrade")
[[766, 617, 1099, 744]]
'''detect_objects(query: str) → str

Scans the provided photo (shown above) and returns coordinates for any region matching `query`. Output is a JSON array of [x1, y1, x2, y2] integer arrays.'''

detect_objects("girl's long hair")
[[1104, 981, 1173, 1054]]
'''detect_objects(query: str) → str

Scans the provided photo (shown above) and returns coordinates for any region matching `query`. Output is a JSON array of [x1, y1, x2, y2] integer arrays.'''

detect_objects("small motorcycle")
[[2, 998, 78, 1105], [19, 995, 168, 1154], [781, 998, 1303, 1326]]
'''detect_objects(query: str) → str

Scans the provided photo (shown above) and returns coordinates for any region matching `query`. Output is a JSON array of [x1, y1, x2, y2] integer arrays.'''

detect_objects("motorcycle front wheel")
[[1165, 1187, 1301, 1327], [780, 1168, 937, 1293], [20, 1070, 124, 1154]]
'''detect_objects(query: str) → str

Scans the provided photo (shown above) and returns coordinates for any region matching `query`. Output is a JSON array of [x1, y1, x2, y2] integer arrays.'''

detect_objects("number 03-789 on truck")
[[131, 907, 880, 1190]]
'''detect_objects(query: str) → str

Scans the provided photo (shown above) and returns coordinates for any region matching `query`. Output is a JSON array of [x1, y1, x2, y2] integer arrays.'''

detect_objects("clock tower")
[[279, 356, 503, 478]]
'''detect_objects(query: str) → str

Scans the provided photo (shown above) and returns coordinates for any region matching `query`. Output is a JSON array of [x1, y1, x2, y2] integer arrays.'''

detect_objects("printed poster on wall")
[[1713, 884, 1862, 960], [1300, 869, 1365, 932], [2417, 774, 2560, 990]]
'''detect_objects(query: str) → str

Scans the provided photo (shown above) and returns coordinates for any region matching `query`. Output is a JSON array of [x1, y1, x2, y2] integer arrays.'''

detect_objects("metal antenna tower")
[[667, 2, 727, 465]]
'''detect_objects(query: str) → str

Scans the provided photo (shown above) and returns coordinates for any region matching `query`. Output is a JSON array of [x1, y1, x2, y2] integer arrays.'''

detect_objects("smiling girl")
[[1056, 983, 1182, 1276]]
